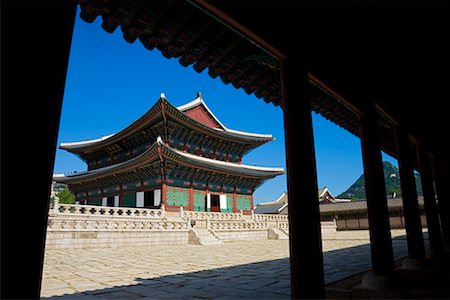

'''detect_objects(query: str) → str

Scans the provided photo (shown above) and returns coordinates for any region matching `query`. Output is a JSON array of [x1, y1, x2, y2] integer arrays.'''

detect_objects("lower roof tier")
[[56, 137, 284, 193]]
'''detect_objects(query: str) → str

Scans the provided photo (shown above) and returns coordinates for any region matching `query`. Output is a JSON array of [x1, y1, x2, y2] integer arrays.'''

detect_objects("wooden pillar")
[[188, 186, 194, 211], [161, 182, 168, 208], [119, 184, 124, 206], [357, 210, 361, 228], [394, 126, 425, 260], [359, 103, 395, 275], [280, 56, 325, 299], [432, 160, 449, 247], [232, 190, 237, 213], [344, 211, 348, 230], [416, 146, 444, 253]]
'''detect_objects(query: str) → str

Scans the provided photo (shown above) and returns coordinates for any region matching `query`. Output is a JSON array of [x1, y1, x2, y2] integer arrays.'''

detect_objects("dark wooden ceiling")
[[78, 0, 448, 168], [207, 0, 449, 167]]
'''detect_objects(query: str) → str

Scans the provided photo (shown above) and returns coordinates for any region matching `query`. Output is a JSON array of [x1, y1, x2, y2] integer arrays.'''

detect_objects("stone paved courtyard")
[[41, 229, 429, 299]]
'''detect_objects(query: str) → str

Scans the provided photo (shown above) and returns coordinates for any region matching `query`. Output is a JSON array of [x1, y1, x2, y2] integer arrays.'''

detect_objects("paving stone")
[[41, 229, 429, 299]]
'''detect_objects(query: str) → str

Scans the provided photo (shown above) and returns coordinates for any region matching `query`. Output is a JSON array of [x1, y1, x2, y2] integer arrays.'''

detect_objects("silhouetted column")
[[417, 146, 444, 253], [432, 161, 449, 247], [2, 2, 77, 299], [359, 103, 395, 276], [394, 126, 425, 260], [281, 56, 325, 299]]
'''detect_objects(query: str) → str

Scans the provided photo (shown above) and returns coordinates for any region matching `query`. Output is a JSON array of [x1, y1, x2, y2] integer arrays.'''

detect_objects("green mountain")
[[337, 161, 422, 200]]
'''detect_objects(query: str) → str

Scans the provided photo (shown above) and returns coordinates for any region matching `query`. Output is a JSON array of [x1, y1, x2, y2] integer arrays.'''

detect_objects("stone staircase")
[[188, 229, 223, 245], [268, 228, 289, 240]]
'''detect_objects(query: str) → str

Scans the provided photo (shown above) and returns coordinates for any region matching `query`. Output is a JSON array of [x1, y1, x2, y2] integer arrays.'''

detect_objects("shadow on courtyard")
[[41, 234, 422, 299]]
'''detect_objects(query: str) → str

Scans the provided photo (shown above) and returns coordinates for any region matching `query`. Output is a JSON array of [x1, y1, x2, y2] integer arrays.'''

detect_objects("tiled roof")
[[254, 203, 286, 214], [60, 95, 273, 152]]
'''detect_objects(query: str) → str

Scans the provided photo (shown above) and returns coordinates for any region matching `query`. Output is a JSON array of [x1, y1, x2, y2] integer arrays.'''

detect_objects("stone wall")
[[46, 228, 188, 250], [46, 215, 189, 249], [335, 215, 428, 230]]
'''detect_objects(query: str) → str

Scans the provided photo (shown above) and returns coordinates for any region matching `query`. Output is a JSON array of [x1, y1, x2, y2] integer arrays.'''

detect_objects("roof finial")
[[197, 91, 202, 99], [160, 92, 166, 99]]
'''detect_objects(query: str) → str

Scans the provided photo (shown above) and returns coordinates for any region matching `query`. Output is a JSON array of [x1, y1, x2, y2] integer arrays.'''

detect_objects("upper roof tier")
[[60, 93, 274, 154]]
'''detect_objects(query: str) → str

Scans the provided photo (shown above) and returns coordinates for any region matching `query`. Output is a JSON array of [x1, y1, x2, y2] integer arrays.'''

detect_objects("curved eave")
[[59, 98, 166, 152], [56, 137, 284, 185], [60, 133, 116, 149], [55, 141, 161, 184]]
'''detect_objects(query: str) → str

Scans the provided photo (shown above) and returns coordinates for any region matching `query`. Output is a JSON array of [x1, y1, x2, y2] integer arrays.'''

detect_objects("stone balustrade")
[[321, 220, 337, 229], [53, 204, 164, 219], [253, 213, 289, 222], [278, 221, 289, 230], [182, 210, 243, 221], [208, 220, 268, 231], [47, 216, 189, 231]]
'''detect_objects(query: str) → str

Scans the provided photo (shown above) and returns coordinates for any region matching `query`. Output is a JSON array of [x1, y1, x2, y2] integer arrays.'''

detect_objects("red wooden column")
[[232, 190, 237, 213], [188, 186, 194, 211], [161, 182, 168, 208], [359, 103, 395, 278], [394, 126, 425, 260], [281, 56, 325, 299], [416, 145, 444, 253]]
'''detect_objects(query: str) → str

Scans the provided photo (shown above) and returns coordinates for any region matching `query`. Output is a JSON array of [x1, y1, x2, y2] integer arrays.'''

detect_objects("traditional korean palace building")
[[55, 93, 284, 213]]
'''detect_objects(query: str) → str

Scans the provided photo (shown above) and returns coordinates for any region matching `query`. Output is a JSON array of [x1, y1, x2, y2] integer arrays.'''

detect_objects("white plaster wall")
[[136, 192, 144, 207], [219, 194, 227, 210], [154, 189, 161, 206]]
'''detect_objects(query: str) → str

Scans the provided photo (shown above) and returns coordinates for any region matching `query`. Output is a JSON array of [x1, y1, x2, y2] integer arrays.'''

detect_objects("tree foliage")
[[57, 188, 76, 204]]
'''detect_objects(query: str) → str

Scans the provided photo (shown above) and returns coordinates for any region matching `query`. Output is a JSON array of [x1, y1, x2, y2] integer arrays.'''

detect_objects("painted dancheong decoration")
[[56, 93, 284, 213]]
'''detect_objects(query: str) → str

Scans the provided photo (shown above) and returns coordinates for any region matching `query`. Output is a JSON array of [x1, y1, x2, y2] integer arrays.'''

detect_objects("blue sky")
[[54, 8, 397, 204]]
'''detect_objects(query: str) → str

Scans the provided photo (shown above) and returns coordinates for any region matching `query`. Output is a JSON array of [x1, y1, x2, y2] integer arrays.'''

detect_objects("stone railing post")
[[240, 210, 243, 219], [53, 195, 60, 215], [179, 205, 184, 218], [251, 209, 254, 220], [160, 204, 166, 218]]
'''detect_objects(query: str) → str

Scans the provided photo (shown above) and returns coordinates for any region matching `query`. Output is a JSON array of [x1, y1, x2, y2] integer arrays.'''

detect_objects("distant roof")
[[318, 187, 334, 199], [257, 192, 288, 206], [254, 203, 287, 214], [258, 188, 336, 207]]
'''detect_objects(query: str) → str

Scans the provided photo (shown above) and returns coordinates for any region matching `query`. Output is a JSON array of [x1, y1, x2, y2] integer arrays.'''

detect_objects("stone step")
[[188, 229, 222, 245], [268, 228, 289, 240]]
